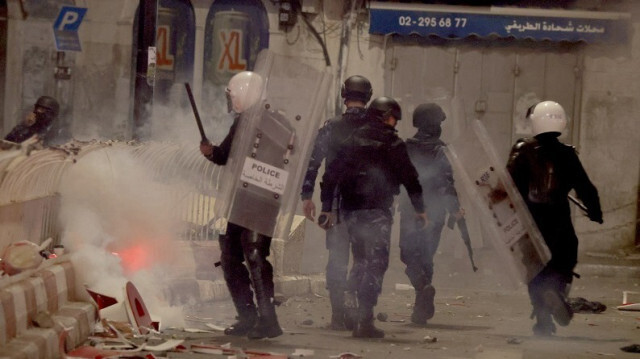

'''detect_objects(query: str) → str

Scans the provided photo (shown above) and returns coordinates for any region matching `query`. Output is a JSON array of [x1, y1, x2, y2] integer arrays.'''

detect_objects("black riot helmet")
[[412, 103, 445, 131], [366, 96, 401, 122], [341, 75, 372, 104], [35, 96, 60, 118]]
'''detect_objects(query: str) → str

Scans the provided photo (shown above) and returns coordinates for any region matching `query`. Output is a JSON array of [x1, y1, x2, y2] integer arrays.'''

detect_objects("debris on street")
[[376, 312, 388, 322], [617, 291, 640, 311], [422, 335, 437, 343], [568, 297, 606, 313], [291, 348, 315, 357], [620, 344, 640, 353], [329, 352, 363, 359], [395, 283, 414, 291]]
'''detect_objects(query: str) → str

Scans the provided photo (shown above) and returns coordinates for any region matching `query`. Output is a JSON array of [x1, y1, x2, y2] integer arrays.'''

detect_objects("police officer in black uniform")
[[300, 75, 372, 330], [507, 100, 602, 336], [4, 96, 59, 146], [398, 103, 464, 325], [319, 97, 428, 338], [200, 71, 283, 340]]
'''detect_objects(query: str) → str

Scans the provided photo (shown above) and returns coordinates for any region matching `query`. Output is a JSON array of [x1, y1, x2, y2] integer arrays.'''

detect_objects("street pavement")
[[175, 235, 640, 359]]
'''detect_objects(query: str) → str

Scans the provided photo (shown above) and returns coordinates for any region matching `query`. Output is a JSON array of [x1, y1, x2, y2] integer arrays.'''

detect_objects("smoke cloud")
[[58, 145, 195, 329]]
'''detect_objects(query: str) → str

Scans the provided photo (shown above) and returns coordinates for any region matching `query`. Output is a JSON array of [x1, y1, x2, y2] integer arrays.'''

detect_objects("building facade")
[[0, 0, 637, 252]]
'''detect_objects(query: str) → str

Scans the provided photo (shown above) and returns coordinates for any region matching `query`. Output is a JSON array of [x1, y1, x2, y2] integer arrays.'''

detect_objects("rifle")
[[184, 83, 209, 144], [447, 216, 478, 272]]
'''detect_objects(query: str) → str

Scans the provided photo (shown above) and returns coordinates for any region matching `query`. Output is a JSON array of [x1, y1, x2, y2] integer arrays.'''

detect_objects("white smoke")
[[58, 145, 191, 329]]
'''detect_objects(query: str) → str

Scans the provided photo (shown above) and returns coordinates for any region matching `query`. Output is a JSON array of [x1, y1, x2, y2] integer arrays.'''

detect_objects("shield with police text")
[[445, 119, 550, 285], [213, 50, 332, 239]]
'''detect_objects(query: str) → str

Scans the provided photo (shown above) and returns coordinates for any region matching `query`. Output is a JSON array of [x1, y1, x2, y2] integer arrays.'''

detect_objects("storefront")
[[369, 2, 630, 157]]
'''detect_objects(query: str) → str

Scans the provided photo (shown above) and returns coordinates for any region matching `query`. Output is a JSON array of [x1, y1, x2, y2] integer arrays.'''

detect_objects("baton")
[[447, 216, 478, 272], [568, 194, 588, 213], [184, 83, 208, 144]]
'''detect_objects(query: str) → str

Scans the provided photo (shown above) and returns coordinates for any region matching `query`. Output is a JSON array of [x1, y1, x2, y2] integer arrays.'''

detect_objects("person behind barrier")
[[300, 75, 372, 330], [199, 71, 282, 340], [398, 103, 464, 325], [507, 100, 603, 336], [318, 96, 428, 338], [3, 96, 60, 147]]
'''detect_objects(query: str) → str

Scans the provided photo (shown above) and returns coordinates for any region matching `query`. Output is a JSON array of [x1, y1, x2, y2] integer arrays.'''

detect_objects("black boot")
[[532, 307, 556, 336], [224, 304, 257, 336], [243, 231, 283, 339], [328, 290, 348, 330], [343, 291, 357, 331], [352, 305, 384, 338], [247, 297, 283, 339], [219, 226, 258, 336], [411, 284, 435, 325], [543, 289, 573, 327]]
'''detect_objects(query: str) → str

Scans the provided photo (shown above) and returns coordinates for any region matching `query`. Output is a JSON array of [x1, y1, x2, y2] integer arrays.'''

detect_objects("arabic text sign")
[[241, 157, 289, 195], [370, 6, 629, 43], [53, 6, 87, 51]]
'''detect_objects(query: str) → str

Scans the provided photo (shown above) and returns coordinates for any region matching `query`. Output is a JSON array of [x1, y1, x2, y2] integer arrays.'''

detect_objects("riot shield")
[[214, 50, 332, 239], [445, 120, 551, 285]]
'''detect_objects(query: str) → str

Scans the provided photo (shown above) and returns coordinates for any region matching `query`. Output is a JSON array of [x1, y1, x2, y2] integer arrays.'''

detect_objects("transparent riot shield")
[[445, 120, 551, 285], [214, 50, 332, 239]]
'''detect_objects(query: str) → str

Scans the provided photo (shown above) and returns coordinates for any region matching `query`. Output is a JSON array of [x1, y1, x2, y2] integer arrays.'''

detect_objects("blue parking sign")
[[53, 6, 87, 51]]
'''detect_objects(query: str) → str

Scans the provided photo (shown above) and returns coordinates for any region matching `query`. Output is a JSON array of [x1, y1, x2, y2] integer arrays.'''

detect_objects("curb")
[[575, 263, 640, 278], [195, 274, 327, 303]]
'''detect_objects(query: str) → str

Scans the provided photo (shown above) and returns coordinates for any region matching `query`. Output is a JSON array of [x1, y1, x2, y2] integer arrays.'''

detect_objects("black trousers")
[[218, 222, 274, 316]]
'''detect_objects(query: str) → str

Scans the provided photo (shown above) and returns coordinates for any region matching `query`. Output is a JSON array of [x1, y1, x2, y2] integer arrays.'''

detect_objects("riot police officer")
[[4, 96, 60, 146], [300, 75, 372, 330], [319, 97, 428, 338], [200, 71, 283, 339], [507, 101, 603, 336], [398, 103, 464, 325]]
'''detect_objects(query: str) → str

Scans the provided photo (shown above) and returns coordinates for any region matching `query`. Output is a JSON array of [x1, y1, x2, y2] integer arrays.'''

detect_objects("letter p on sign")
[[54, 6, 87, 31], [53, 6, 87, 51]]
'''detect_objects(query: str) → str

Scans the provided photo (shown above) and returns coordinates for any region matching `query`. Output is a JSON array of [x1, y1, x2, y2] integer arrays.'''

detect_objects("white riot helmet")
[[528, 101, 567, 136], [226, 71, 264, 114]]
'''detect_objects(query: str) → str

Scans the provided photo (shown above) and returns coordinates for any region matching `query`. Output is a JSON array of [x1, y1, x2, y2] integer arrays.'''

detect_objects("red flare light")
[[112, 242, 152, 274]]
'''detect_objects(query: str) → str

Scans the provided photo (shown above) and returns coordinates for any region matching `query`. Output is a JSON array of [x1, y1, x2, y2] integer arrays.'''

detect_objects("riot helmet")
[[528, 101, 566, 136], [226, 71, 264, 114], [35, 96, 60, 118], [341, 75, 372, 104], [366, 96, 401, 122], [413, 103, 445, 137]]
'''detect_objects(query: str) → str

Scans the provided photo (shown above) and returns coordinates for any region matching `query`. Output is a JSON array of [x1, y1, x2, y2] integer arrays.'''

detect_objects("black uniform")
[[507, 132, 602, 334], [4, 96, 59, 146], [300, 107, 368, 329], [399, 131, 460, 323], [321, 120, 424, 336], [4, 113, 55, 145], [203, 114, 282, 340]]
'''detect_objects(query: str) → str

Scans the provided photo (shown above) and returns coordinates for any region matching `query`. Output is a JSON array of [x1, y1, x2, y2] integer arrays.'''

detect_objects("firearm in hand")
[[447, 215, 478, 272]]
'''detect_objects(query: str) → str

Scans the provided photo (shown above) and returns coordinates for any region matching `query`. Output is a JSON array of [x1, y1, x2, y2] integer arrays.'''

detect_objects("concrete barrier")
[[0, 258, 96, 359]]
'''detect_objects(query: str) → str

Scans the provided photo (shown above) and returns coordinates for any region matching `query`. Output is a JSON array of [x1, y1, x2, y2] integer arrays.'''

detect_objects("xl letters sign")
[[53, 6, 87, 52]]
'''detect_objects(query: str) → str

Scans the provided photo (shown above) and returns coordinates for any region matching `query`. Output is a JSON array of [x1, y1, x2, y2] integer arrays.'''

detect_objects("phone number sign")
[[369, 3, 629, 44]]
